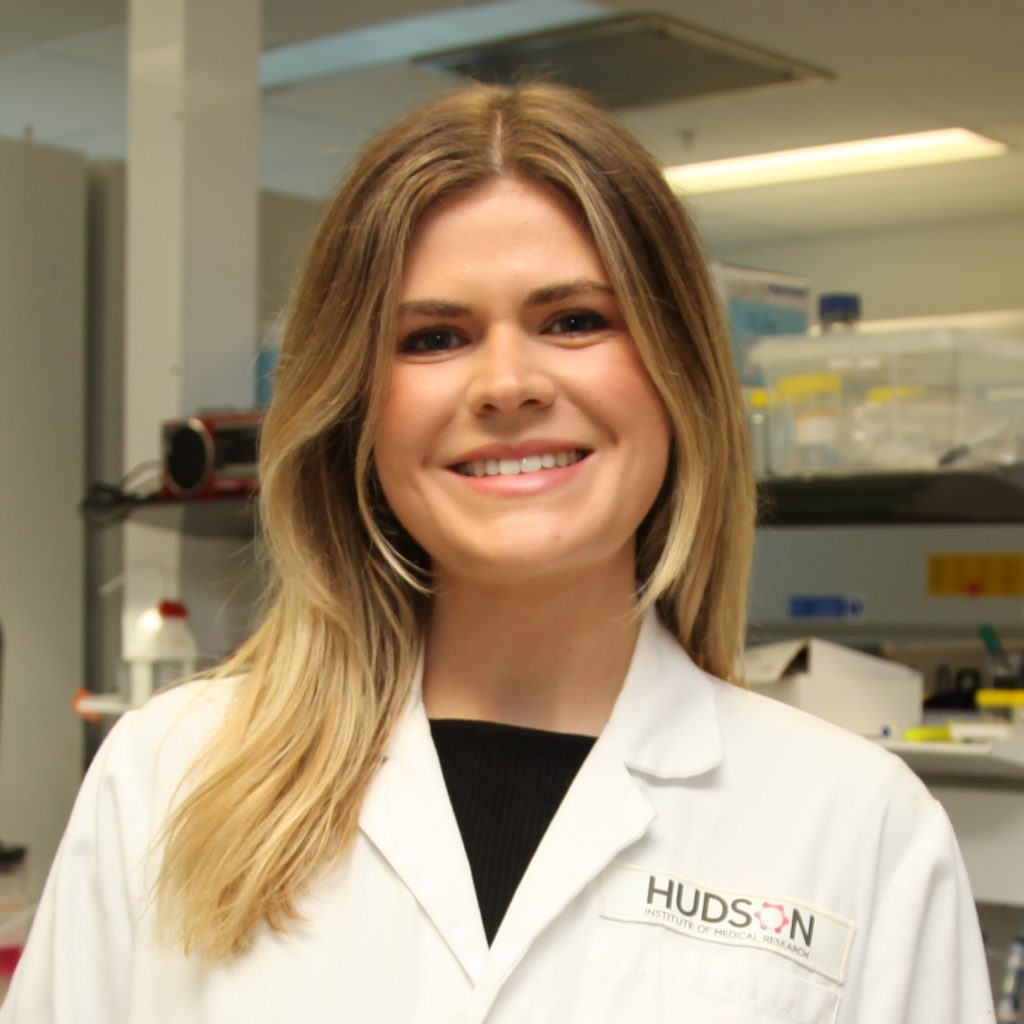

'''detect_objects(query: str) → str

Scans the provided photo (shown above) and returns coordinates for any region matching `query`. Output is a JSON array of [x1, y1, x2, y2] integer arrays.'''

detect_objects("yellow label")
[[927, 554, 1024, 597]]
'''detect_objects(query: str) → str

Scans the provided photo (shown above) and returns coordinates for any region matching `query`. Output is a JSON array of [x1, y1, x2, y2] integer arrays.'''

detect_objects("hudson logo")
[[644, 874, 815, 953], [600, 863, 855, 983]]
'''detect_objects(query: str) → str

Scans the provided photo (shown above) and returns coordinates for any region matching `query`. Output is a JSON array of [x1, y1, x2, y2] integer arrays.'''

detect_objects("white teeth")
[[456, 449, 587, 477]]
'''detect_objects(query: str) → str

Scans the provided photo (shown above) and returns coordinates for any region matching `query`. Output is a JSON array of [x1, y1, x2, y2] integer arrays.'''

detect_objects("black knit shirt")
[[429, 719, 596, 945]]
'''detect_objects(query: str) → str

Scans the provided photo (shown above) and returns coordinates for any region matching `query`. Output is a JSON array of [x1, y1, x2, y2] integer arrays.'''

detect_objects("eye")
[[398, 328, 467, 356], [545, 310, 611, 336]]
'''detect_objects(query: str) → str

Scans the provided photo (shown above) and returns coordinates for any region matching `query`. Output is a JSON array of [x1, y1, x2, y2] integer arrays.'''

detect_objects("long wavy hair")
[[155, 81, 755, 961]]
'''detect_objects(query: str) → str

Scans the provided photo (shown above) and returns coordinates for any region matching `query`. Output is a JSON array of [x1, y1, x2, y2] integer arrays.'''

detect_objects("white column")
[[122, 0, 260, 666]]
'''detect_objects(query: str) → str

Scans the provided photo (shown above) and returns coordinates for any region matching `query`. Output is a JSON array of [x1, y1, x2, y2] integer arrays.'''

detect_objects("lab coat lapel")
[[470, 732, 655, 1015], [358, 684, 489, 984], [470, 612, 724, 1015]]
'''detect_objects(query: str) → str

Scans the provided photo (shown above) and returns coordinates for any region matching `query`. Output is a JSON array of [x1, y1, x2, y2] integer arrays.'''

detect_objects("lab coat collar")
[[358, 675, 490, 983], [357, 607, 724, 997], [468, 610, 724, 1016], [600, 607, 724, 781]]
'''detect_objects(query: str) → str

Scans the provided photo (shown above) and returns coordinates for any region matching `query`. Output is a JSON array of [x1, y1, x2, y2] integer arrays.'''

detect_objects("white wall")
[[0, 137, 87, 896], [258, 189, 323, 328], [713, 214, 1024, 320]]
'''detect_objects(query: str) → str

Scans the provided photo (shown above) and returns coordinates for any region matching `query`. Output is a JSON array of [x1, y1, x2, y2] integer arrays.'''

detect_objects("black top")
[[429, 719, 596, 945]]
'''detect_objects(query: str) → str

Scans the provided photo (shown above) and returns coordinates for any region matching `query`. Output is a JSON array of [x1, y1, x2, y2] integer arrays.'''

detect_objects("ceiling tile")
[[0, 48, 124, 142], [39, 23, 126, 70], [265, 62, 459, 128]]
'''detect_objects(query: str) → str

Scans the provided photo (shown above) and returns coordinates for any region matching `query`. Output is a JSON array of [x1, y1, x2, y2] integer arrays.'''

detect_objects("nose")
[[466, 329, 557, 417]]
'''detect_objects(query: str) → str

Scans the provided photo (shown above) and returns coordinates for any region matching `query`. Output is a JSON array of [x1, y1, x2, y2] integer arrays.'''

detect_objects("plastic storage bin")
[[747, 329, 1024, 476]]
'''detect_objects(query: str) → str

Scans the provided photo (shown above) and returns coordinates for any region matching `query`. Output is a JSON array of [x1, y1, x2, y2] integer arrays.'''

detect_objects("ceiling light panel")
[[666, 128, 1008, 194]]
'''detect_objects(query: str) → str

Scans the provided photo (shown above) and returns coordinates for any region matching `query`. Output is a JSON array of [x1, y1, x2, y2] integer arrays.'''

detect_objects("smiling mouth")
[[452, 449, 591, 478]]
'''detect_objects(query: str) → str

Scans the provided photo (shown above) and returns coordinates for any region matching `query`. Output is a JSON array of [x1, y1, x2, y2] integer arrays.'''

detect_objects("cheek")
[[377, 368, 429, 457], [611, 357, 673, 505], [591, 349, 672, 455], [373, 374, 418, 502], [374, 366, 454, 515]]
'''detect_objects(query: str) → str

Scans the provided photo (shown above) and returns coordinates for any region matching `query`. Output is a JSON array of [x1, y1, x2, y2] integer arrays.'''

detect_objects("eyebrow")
[[396, 279, 614, 319]]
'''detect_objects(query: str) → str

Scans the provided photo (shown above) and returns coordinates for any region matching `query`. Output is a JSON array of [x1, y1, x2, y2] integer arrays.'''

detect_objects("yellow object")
[[902, 724, 953, 742], [927, 553, 1024, 597], [777, 372, 842, 397], [747, 388, 776, 408], [865, 385, 924, 403], [975, 689, 1024, 708]]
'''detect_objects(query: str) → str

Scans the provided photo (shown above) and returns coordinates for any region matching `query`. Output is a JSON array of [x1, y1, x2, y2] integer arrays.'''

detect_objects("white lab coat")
[[3, 612, 994, 1023]]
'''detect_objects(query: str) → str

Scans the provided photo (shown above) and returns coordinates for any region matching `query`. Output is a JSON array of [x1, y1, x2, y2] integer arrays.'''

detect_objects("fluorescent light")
[[664, 128, 1007, 194]]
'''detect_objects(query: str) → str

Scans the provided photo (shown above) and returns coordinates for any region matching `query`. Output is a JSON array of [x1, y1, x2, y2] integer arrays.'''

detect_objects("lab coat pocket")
[[575, 923, 840, 1024]]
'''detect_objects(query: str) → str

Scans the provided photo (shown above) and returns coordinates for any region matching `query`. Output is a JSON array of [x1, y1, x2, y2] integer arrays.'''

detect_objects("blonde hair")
[[155, 82, 755, 961]]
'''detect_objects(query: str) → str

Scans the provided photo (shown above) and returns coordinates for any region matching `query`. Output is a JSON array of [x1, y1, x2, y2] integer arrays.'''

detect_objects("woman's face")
[[374, 177, 671, 588]]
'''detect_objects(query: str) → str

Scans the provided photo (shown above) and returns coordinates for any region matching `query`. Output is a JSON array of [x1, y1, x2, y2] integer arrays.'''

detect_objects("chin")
[[432, 538, 635, 589]]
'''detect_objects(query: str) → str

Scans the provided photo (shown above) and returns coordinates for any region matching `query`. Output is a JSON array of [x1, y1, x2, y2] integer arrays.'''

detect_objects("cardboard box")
[[743, 638, 923, 738]]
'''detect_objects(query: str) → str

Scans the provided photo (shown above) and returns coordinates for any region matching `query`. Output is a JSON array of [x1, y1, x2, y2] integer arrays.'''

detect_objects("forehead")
[[400, 177, 608, 299]]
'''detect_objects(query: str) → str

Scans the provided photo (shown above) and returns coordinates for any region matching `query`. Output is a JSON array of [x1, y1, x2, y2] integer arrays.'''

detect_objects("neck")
[[422, 557, 642, 736]]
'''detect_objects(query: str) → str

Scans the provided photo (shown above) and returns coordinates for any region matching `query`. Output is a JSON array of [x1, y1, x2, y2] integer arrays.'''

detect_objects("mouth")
[[451, 448, 591, 478]]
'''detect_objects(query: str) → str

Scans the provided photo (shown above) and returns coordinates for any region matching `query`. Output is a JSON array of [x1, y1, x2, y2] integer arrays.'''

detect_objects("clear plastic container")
[[748, 328, 1024, 476], [850, 385, 931, 469], [773, 372, 843, 475]]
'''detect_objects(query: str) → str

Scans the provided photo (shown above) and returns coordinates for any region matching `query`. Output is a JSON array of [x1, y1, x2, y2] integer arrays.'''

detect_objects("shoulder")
[[693, 669, 963, 929], [96, 676, 240, 817], [643, 613, 923, 802], [708, 670, 932, 810], [115, 675, 237, 756], [127, 674, 238, 742]]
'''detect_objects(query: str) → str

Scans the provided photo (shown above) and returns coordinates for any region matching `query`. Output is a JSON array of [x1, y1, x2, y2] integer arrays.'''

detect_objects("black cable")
[[80, 459, 163, 528], [79, 482, 139, 527]]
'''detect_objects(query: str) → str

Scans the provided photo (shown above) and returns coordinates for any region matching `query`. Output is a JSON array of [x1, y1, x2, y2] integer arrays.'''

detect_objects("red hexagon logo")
[[755, 902, 791, 935]]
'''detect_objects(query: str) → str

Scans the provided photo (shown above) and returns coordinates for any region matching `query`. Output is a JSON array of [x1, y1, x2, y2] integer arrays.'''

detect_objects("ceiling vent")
[[416, 13, 830, 110]]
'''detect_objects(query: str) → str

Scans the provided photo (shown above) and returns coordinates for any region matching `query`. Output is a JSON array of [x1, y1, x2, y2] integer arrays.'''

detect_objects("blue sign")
[[788, 595, 865, 620]]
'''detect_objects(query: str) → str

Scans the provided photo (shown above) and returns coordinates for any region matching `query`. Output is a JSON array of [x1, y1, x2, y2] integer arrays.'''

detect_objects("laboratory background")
[[1, 0, 1023, 1012]]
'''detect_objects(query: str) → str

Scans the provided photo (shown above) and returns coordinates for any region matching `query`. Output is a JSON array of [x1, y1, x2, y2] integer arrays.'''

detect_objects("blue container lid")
[[819, 292, 862, 321]]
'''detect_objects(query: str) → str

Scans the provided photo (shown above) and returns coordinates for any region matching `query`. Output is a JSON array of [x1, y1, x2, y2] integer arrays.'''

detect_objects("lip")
[[447, 438, 592, 466]]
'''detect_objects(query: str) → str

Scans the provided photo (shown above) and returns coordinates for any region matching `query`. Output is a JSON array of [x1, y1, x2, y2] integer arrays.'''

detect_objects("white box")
[[743, 638, 923, 737]]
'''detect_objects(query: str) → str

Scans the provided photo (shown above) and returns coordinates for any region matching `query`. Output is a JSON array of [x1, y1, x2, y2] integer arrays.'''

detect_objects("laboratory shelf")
[[81, 490, 258, 539], [880, 733, 1024, 783], [133, 494, 257, 538], [758, 463, 1024, 526]]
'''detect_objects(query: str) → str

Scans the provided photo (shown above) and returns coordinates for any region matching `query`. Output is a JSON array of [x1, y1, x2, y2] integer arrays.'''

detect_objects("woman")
[[4, 83, 992, 1022]]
